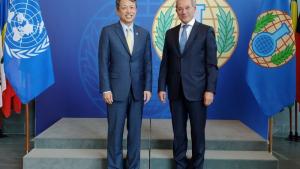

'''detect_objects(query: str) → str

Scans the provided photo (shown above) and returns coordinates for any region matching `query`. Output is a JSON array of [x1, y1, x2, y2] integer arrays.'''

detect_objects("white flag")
[[0, 33, 7, 107]]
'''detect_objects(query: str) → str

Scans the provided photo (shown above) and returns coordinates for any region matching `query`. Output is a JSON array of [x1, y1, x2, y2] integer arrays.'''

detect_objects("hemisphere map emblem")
[[4, 0, 49, 59], [152, 0, 239, 67]]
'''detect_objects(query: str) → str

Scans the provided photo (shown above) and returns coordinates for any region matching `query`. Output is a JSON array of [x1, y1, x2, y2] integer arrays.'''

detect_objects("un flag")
[[247, 0, 296, 116], [3, 0, 54, 103]]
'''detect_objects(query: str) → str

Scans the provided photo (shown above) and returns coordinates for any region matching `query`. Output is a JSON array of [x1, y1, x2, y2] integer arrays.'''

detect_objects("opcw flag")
[[3, 0, 54, 103], [247, 0, 296, 116]]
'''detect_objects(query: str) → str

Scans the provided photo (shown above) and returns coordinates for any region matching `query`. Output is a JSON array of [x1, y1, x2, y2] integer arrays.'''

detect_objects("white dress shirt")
[[179, 18, 196, 42], [120, 21, 134, 48]]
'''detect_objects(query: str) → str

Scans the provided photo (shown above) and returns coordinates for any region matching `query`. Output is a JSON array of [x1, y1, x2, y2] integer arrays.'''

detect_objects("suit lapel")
[[182, 21, 200, 55], [173, 25, 181, 56], [114, 22, 131, 56], [132, 25, 139, 56]]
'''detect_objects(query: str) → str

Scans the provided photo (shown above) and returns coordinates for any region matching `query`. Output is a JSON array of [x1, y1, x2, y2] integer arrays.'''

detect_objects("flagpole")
[[25, 103, 30, 153], [295, 102, 299, 141], [148, 115, 152, 169], [0, 113, 4, 137], [268, 117, 273, 153], [288, 106, 294, 141]]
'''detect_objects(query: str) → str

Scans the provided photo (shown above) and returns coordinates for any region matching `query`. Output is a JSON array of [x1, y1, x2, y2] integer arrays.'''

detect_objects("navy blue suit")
[[158, 21, 218, 169], [99, 22, 152, 169]]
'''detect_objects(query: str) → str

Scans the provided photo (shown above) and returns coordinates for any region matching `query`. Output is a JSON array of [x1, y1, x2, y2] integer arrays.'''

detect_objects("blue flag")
[[0, 0, 8, 30], [3, 0, 54, 103], [247, 0, 296, 117]]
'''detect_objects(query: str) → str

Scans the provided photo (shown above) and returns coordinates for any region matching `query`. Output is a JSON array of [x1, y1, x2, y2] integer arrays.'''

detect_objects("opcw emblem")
[[248, 10, 295, 68], [152, 0, 239, 67]]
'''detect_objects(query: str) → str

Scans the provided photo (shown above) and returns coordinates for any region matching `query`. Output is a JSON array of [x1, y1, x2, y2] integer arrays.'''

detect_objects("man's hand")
[[103, 91, 113, 104], [204, 91, 214, 106], [144, 91, 152, 104], [158, 91, 167, 103]]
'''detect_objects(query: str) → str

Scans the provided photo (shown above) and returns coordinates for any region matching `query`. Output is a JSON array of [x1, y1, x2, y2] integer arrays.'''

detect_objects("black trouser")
[[169, 82, 207, 169]]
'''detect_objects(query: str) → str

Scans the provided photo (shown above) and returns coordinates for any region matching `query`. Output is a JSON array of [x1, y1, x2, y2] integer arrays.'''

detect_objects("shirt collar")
[[120, 21, 134, 32], [181, 18, 195, 28]]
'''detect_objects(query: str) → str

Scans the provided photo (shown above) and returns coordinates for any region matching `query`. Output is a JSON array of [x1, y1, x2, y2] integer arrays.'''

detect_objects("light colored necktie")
[[179, 25, 188, 54], [126, 28, 133, 54]]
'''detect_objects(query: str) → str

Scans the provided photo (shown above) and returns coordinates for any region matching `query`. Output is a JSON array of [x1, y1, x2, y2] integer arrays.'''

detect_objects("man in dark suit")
[[98, 0, 152, 168], [158, 0, 218, 168]]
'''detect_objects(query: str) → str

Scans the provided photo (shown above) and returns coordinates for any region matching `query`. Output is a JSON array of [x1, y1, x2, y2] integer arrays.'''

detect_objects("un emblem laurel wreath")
[[5, 0, 49, 59], [5, 37, 49, 59]]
